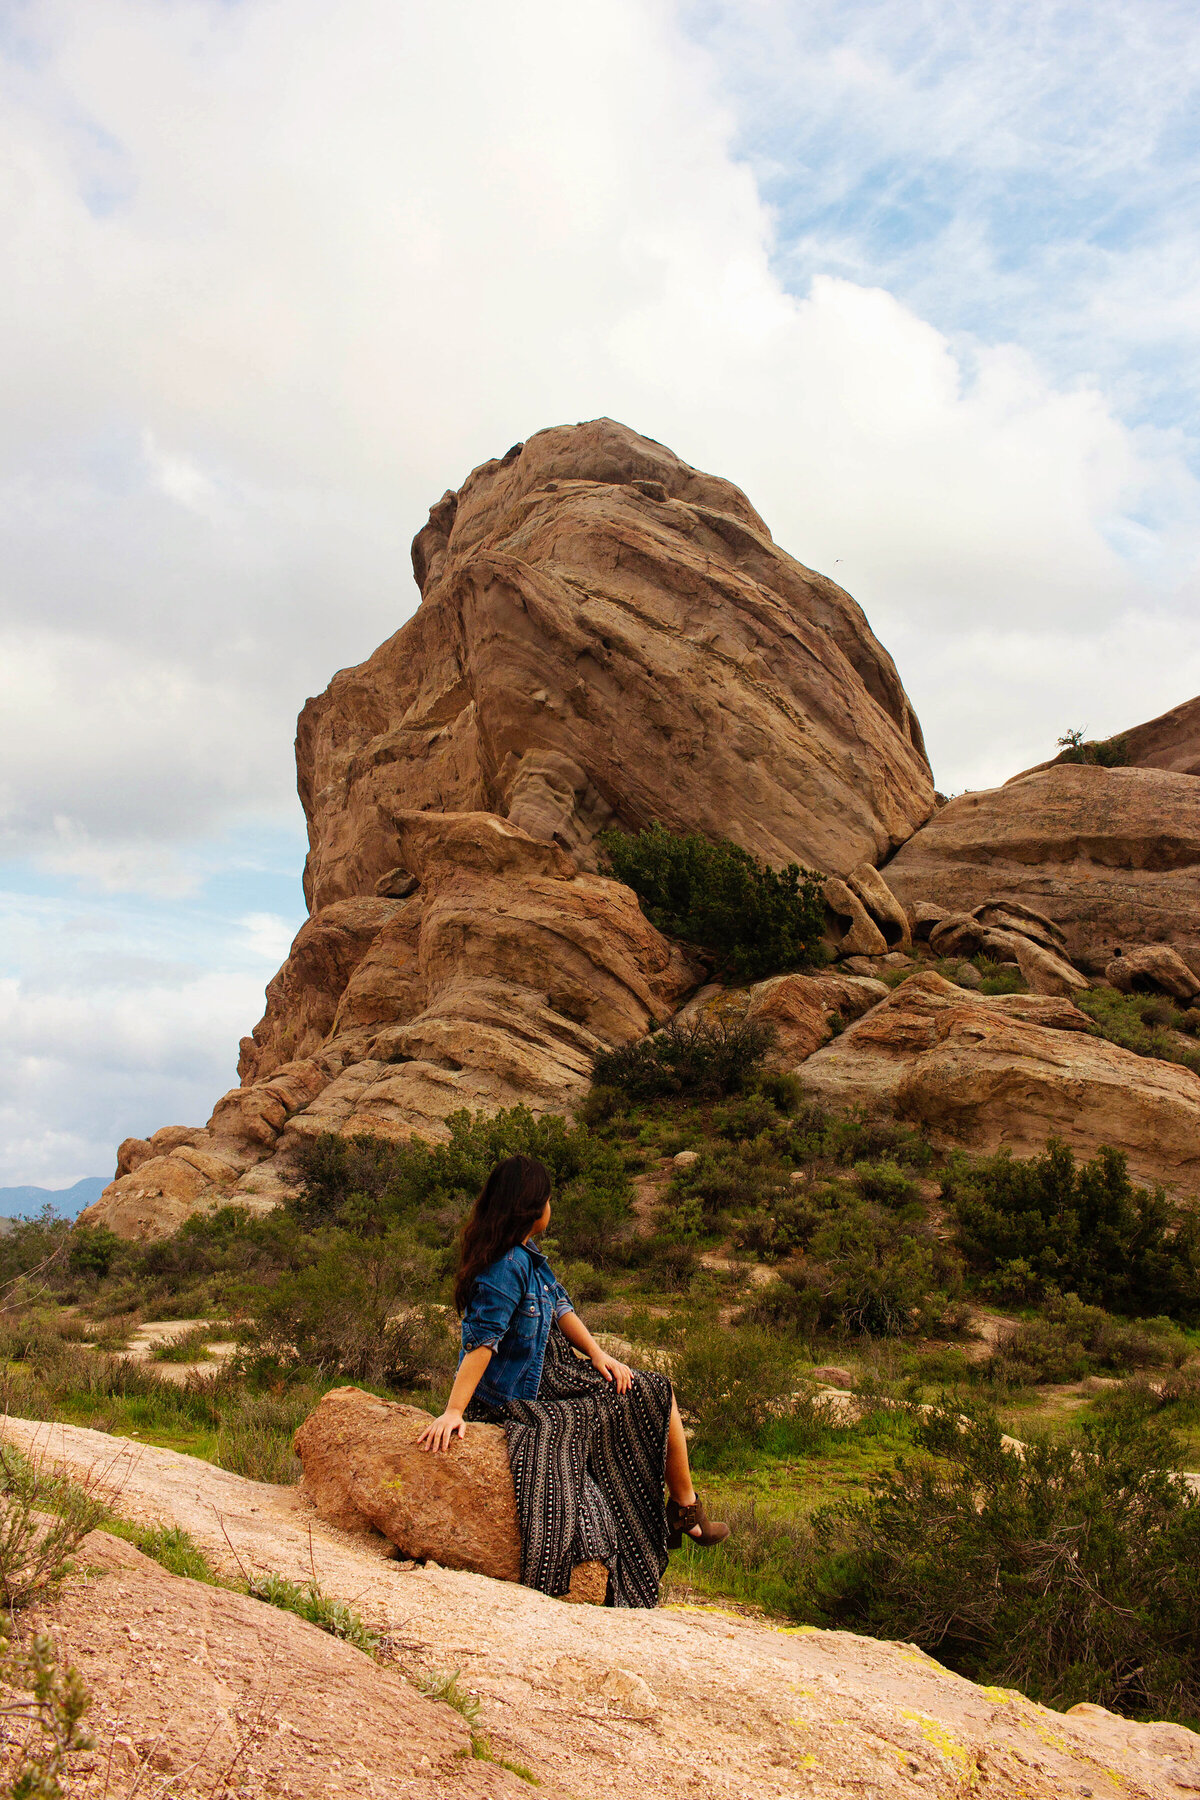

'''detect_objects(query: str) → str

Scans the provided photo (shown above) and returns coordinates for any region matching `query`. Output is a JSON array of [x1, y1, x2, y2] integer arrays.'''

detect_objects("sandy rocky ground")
[[1, 1419, 1198, 1799]]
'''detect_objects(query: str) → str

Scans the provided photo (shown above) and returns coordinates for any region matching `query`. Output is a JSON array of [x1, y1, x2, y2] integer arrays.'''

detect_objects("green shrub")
[[0, 1446, 106, 1609], [599, 823, 826, 980], [780, 1104, 932, 1171], [669, 1316, 803, 1460], [292, 1107, 630, 1245], [714, 1092, 781, 1141], [755, 1069, 804, 1113], [239, 1233, 452, 1386], [945, 1140, 1200, 1319], [1075, 986, 1200, 1074], [1056, 727, 1129, 767], [983, 1295, 1185, 1387], [67, 1224, 123, 1280], [593, 1016, 774, 1101], [558, 1260, 609, 1303], [810, 1398, 1200, 1720], [151, 1324, 215, 1363], [852, 1159, 921, 1210], [0, 1629, 93, 1798], [631, 1236, 700, 1293], [802, 1204, 964, 1338]]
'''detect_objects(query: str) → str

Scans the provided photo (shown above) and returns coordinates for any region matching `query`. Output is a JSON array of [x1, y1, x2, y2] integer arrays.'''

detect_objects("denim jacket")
[[459, 1240, 574, 1407]]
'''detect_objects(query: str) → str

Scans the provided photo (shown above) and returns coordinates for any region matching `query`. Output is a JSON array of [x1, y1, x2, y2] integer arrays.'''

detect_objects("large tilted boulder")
[[293, 1385, 607, 1603], [298, 418, 934, 907], [799, 971, 1200, 1194], [885, 765, 1200, 973]]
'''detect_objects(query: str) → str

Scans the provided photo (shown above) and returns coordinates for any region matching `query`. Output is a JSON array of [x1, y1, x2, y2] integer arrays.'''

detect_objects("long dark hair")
[[454, 1155, 552, 1314]]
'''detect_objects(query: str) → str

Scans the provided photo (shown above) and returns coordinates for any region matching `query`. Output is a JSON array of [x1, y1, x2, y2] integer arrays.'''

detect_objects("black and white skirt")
[[467, 1325, 672, 1608]]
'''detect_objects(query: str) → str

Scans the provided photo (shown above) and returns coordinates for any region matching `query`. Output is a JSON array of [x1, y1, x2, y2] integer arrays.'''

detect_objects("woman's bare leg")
[[666, 1397, 701, 1533]]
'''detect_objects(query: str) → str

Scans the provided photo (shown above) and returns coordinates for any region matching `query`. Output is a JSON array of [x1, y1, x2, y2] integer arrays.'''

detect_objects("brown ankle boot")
[[666, 1492, 730, 1549]]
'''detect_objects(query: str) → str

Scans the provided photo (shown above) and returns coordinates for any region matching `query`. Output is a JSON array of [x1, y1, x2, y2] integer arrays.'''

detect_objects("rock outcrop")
[[798, 971, 1200, 1193], [84, 420, 937, 1240], [679, 970, 889, 1065], [83, 811, 696, 1237], [884, 765, 1200, 974], [1017, 692, 1200, 780], [299, 418, 934, 905], [10, 1416, 1200, 1800]]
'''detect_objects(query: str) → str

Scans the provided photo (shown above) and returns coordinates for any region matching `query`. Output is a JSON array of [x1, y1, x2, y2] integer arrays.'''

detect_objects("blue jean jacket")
[[459, 1240, 574, 1407]]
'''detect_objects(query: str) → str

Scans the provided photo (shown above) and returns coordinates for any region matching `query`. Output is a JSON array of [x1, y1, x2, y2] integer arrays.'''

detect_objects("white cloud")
[[239, 911, 297, 964], [2, 0, 1199, 1179]]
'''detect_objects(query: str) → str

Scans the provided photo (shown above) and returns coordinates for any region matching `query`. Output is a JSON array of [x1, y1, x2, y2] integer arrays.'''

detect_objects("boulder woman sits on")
[[418, 1153, 728, 1607]]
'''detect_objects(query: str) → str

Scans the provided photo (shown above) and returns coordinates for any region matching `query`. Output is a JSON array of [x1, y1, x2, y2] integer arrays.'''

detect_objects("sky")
[[3, 0, 1199, 1187]]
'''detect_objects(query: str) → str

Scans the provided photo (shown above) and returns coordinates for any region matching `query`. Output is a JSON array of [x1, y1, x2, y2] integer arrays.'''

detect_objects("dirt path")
[[5, 1415, 1200, 1800]]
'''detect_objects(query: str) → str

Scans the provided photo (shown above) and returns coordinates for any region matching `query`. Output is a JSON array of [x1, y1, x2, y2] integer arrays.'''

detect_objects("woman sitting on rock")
[[417, 1152, 728, 1607]]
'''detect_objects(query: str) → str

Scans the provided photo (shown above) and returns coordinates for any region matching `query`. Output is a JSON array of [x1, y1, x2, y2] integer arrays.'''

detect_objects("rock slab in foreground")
[[17, 1527, 523, 1800], [294, 1383, 607, 1602], [800, 971, 1200, 1193], [7, 1416, 1200, 1800]]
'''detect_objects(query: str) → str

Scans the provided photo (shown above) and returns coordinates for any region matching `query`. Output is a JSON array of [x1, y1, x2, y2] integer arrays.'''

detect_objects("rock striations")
[[884, 764, 1200, 971]]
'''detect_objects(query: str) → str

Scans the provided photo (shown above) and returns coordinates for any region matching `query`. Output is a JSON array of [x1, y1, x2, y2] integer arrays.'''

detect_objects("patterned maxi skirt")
[[467, 1324, 673, 1608]]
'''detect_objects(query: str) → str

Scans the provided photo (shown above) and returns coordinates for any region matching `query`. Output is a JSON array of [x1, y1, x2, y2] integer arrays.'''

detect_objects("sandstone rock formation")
[[798, 972, 1200, 1193], [1106, 944, 1200, 1003], [299, 418, 934, 904], [885, 765, 1200, 974], [83, 811, 697, 1237], [925, 905, 1089, 995], [679, 970, 888, 1065], [10, 1416, 1200, 1800], [84, 420, 937, 1240]]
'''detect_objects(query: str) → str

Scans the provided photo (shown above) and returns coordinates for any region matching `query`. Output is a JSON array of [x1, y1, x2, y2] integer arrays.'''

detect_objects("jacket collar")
[[521, 1237, 549, 1266]]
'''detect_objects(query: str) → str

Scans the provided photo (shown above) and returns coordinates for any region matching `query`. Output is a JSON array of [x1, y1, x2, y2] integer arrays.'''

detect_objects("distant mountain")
[[0, 1177, 105, 1220]]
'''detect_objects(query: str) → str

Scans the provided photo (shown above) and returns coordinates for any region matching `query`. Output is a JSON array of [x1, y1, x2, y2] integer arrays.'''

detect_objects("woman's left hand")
[[592, 1349, 633, 1394]]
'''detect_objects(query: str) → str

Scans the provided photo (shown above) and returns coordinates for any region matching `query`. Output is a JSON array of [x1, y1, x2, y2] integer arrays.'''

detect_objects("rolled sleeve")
[[552, 1279, 574, 1321], [461, 1273, 522, 1353]]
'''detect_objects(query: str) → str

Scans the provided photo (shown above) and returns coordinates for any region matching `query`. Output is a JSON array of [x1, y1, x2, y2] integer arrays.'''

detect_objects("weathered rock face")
[[884, 765, 1200, 974], [27, 1527, 501, 1800], [14, 1415, 1200, 1800], [298, 418, 934, 908], [82, 811, 697, 1238], [295, 1385, 523, 1581], [679, 970, 888, 1066], [799, 971, 1200, 1193], [294, 1384, 606, 1601]]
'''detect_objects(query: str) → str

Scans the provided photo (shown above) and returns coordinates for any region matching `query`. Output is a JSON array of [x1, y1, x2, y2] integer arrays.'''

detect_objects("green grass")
[[100, 1518, 225, 1584], [247, 1572, 380, 1654], [418, 1667, 541, 1784]]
